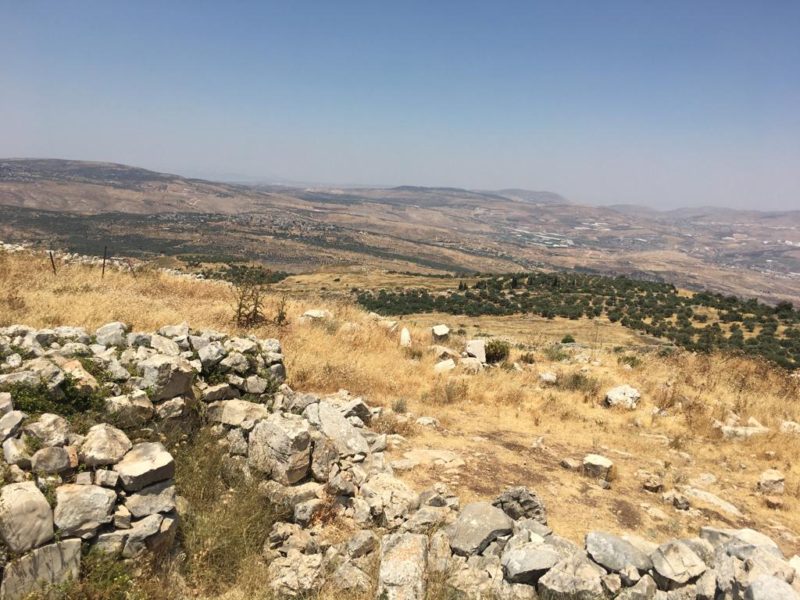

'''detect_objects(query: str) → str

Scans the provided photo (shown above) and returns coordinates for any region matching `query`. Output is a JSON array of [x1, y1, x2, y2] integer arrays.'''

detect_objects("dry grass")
[[3, 250, 800, 587]]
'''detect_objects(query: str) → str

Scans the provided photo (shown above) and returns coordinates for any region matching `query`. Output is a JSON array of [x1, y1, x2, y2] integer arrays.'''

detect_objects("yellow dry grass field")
[[2, 250, 800, 594]]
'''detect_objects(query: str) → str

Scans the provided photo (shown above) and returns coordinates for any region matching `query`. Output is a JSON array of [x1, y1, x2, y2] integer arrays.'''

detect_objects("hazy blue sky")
[[1, 1, 798, 209]]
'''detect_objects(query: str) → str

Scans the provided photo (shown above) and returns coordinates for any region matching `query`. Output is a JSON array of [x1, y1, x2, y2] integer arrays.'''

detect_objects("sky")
[[1, 1, 799, 210]]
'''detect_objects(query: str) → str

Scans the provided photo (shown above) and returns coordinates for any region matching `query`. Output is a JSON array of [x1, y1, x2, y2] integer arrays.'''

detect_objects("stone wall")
[[2, 321, 799, 599]]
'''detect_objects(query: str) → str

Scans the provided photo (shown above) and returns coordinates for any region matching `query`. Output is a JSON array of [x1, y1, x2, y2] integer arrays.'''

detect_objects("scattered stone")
[[400, 327, 412, 348], [583, 454, 614, 481], [432, 324, 450, 342], [492, 487, 547, 524], [682, 486, 742, 517], [604, 384, 641, 409], [539, 371, 558, 385], [465, 339, 486, 363], [758, 469, 785, 495], [433, 358, 456, 374]]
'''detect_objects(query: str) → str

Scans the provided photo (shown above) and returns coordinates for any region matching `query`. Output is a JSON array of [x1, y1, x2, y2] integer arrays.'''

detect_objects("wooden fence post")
[[49, 251, 57, 275]]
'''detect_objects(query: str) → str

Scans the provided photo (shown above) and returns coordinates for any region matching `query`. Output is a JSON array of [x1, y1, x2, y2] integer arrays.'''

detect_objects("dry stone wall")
[[2, 320, 800, 599]]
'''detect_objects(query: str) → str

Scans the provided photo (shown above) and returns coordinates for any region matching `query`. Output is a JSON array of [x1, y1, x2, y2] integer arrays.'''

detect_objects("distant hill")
[[493, 188, 571, 205], [1, 158, 798, 306]]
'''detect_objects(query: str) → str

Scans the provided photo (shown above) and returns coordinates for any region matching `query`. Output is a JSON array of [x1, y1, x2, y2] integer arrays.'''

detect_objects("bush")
[[5, 377, 105, 420], [561, 334, 576, 344], [543, 345, 569, 362], [392, 397, 408, 414], [559, 372, 600, 394], [518, 352, 536, 364], [617, 355, 642, 368], [485, 339, 510, 364], [427, 379, 469, 405]]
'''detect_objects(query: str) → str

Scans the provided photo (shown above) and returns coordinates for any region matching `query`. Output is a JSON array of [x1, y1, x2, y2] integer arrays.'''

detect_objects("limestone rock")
[[303, 400, 369, 457], [377, 533, 429, 600], [23, 413, 69, 447], [105, 391, 155, 428], [125, 479, 177, 517], [95, 322, 128, 348], [493, 486, 547, 523], [0, 481, 54, 553], [266, 549, 323, 597], [207, 399, 269, 427], [248, 413, 311, 484], [605, 384, 641, 409], [433, 359, 456, 374], [583, 454, 614, 481], [0, 539, 81, 600], [30, 446, 71, 474], [465, 339, 486, 363], [115, 442, 175, 491], [537, 552, 606, 600], [54, 483, 116, 537], [501, 542, 561, 584], [432, 324, 450, 341], [80, 423, 132, 467], [137, 354, 194, 401], [585, 531, 653, 573], [0, 411, 26, 443], [758, 469, 785, 495], [447, 502, 514, 556], [744, 574, 799, 599], [651, 540, 706, 588], [360, 473, 418, 529]]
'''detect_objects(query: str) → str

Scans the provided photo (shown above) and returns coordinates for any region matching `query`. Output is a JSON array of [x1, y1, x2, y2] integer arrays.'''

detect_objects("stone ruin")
[[1, 322, 799, 599]]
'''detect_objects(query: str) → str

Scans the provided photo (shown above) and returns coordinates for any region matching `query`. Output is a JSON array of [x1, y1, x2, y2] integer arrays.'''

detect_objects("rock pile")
[[0, 321, 286, 599], [2, 321, 800, 599]]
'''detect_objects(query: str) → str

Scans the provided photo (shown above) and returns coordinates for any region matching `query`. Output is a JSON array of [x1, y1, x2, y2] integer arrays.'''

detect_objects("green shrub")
[[485, 339, 510, 364], [392, 398, 408, 414], [518, 352, 536, 364], [561, 334, 576, 344], [543, 345, 569, 362], [617, 355, 642, 368], [5, 376, 105, 420], [559, 372, 601, 394]]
